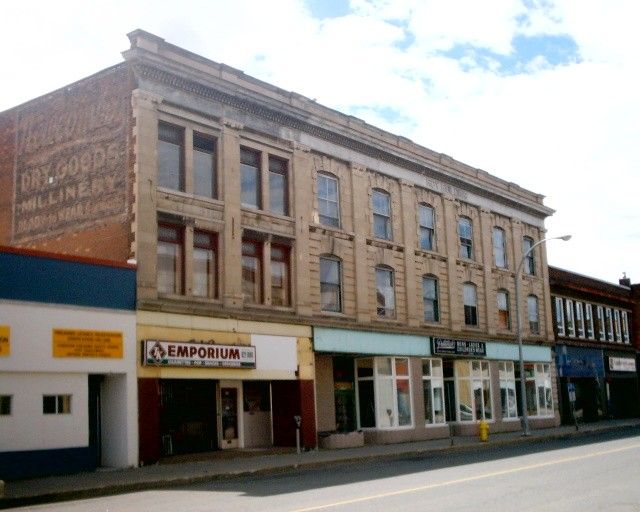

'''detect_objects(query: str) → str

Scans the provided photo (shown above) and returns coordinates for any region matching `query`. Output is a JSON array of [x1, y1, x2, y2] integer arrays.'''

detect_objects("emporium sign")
[[431, 337, 486, 357], [143, 340, 256, 369]]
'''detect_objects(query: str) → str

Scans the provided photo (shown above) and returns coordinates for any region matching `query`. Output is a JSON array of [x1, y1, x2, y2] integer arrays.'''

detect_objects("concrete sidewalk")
[[2, 419, 639, 508]]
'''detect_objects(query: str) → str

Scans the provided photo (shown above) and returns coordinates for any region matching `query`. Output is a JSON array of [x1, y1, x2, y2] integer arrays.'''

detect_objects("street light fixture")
[[515, 234, 571, 436]]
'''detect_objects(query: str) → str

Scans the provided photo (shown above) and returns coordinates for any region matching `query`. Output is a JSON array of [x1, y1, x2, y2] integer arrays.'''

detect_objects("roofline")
[[549, 265, 632, 291], [0, 245, 136, 270]]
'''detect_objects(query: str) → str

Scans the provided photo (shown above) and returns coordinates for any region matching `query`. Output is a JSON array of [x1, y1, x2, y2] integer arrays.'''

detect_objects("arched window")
[[523, 236, 535, 275], [317, 172, 340, 227], [418, 204, 435, 251], [375, 265, 396, 317], [497, 289, 510, 330], [458, 217, 473, 259], [422, 275, 439, 322], [492, 227, 507, 268], [527, 295, 539, 334], [372, 189, 392, 240], [319, 255, 342, 312], [463, 282, 478, 326]]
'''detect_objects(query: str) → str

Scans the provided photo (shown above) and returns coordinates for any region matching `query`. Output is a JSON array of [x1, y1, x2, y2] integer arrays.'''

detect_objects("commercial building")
[[550, 266, 639, 424], [0, 247, 137, 479], [0, 30, 560, 460]]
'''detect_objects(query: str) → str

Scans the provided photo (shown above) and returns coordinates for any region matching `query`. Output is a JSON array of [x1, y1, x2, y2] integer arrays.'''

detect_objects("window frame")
[[157, 223, 184, 295], [157, 121, 185, 192], [372, 189, 393, 241], [422, 358, 446, 425], [497, 289, 511, 330], [422, 275, 439, 323], [241, 239, 263, 304], [523, 236, 535, 275], [240, 147, 262, 210], [575, 301, 585, 338], [517, 363, 553, 417], [554, 297, 565, 336], [613, 309, 622, 342], [192, 230, 217, 299], [0, 395, 12, 416], [565, 299, 575, 337], [492, 227, 507, 268], [605, 307, 614, 341], [585, 303, 595, 339], [192, 131, 217, 199], [454, 360, 492, 422], [320, 255, 343, 313], [621, 311, 630, 343], [463, 282, 478, 326], [498, 361, 518, 420], [458, 217, 473, 260], [375, 265, 396, 318], [317, 172, 341, 228], [43, 394, 72, 415], [268, 155, 289, 216], [270, 243, 291, 307], [527, 295, 540, 335], [418, 204, 435, 251]]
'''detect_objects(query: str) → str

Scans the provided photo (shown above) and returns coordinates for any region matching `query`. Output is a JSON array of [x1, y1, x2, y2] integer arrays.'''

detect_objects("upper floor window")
[[463, 282, 478, 326], [596, 305, 605, 340], [193, 231, 217, 298], [240, 148, 261, 209], [0, 395, 11, 416], [193, 132, 216, 198], [320, 255, 342, 312], [317, 173, 340, 228], [621, 311, 630, 343], [554, 297, 565, 336], [585, 304, 595, 339], [242, 239, 262, 304], [528, 295, 540, 334], [458, 218, 473, 259], [565, 299, 575, 337], [157, 223, 183, 295], [492, 227, 507, 268], [372, 189, 392, 240], [418, 204, 435, 251], [269, 156, 289, 216], [613, 310, 622, 342], [605, 308, 614, 341], [523, 237, 535, 275], [575, 302, 585, 338], [422, 275, 439, 322], [158, 122, 184, 191], [270, 244, 290, 307], [375, 266, 396, 318], [497, 290, 510, 330]]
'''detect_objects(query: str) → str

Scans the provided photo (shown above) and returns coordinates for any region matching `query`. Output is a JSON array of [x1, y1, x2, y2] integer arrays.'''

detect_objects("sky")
[[3, 0, 639, 285]]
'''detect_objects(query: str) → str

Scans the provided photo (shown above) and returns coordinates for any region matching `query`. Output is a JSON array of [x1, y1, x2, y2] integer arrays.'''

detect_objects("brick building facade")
[[0, 30, 562, 463]]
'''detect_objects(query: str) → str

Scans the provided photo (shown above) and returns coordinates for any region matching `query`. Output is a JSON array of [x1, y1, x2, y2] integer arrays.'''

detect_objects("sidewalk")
[[2, 419, 639, 508]]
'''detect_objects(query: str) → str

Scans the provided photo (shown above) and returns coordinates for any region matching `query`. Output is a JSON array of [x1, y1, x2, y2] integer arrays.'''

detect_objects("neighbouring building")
[[0, 30, 561, 461], [0, 246, 137, 479], [550, 266, 639, 425]]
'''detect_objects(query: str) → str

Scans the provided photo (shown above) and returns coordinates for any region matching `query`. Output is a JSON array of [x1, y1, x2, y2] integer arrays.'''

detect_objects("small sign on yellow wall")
[[53, 329, 123, 359], [0, 326, 10, 356]]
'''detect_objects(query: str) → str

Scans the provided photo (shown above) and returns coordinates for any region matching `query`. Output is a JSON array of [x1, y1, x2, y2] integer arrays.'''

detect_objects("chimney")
[[619, 272, 631, 287]]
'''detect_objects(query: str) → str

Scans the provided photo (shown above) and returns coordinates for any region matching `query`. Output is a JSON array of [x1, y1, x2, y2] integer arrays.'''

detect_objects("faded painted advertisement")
[[12, 66, 129, 242]]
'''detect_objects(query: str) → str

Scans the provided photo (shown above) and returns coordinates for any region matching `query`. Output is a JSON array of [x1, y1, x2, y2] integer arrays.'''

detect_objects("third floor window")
[[523, 236, 535, 275], [458, 218, 473, 259], [240, 148, 262, 210], [418, 204, 435, 251], [372, 189, 392, 240], [492, 227, 507, 268], [317, 173, 341, 228]]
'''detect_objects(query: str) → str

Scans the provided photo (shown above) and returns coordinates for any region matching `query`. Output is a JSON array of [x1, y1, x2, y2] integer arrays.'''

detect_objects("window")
[[422, 359, 445, 424], [523, 237, 535, 275], [585, 304, 595, 339], [242, 240, 262, 303], [193, 132, 216, 198], [270, 244, 290, 307], [554, 297, 565, 336], [575, 302, 585, 338], [157, 224, 183, 295], [516, 363, 552, 417], [622, 311, 630, 343], [0, 395, 11, 415], [527, 295, 539, 334], [463, 283, 478, 326], [497, 290, 510, 330], [357, 357, 412, 429], [492, 227, 507, 268], [193, 231, 216, 298], [320, 256, 342, 312], [375, 266, 395, 317], [418, 204, 435, 251], [157, 122, 184, 191], [317, 173, 340, 227], [596, 305, 605, 340], [372, 190, 392, 240], [605, 308, 614, 341], [565, 299, 575, 337], [269, 156, 288, 216], [499, 362, 518, 419], [614, 310, 622, 342], [240, 147, 261, 209], [455, 360, 492, 422], [458, 218, 473, 259], [422, 275, 439, 322], [43, 395, 71, 414]]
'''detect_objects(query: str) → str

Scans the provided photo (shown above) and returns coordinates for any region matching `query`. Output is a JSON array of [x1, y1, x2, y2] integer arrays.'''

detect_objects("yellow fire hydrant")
[[478, 419, 489, 442]]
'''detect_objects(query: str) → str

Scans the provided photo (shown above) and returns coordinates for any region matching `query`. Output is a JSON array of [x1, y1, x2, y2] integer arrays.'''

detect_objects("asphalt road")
[[9, 429, 640, 512]]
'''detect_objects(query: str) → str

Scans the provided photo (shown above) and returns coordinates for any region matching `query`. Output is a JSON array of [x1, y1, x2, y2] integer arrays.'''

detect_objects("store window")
[[575, 302, 585, 338], [554, 297, 565, 336], [157, 223, 183, 295], [523, 236, 535, 275], [158, 122, 184, 191], [455, 360, 492, 422], [320, 255, 342, 312], [241, 239, 262, 304], [372, 189, 392, 240], [269, 156, 289, 216], [240, 147, 261, 209], [585, 304, 595, 339], [458, 217, 473, 259], [0, 395, 11, 415], [565, 299, 575, 337], [43, 395, 71, 414], [492, 227, 507, 268], [356, 357, 412, 429], [193, 132, 216, 198], [463, 283, 478, 326], [516, 363, 553, 417], [528, 295, 539, 334], [418, 204, 435, 251], [270, 244, 290, 307], [499, 362, 518, 419], [422, 275, 439, 322], [422, 359, 445, 424], [497, 290, 510, 330], [375, 266, 396, 318], [317, 173, 340, 228], [193, 231, 216, 298]]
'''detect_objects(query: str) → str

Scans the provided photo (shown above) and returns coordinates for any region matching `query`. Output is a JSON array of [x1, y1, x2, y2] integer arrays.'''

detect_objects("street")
[[8, 429, 640, 512]]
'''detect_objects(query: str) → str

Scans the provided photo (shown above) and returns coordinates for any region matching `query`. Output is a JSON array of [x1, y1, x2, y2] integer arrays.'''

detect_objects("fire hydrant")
[[478, 420, 489, 442]]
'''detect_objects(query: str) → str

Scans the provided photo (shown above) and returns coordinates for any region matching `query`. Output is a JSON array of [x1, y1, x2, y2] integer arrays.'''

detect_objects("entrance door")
[[88, 375, 103, 468], [219, 380, 242, 449]]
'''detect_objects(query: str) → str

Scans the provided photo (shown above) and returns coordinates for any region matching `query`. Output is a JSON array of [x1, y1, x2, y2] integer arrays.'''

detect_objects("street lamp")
[[515, 234, 571, 436]]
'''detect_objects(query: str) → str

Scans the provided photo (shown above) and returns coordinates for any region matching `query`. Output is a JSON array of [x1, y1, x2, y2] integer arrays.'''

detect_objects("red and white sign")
[[143, 340, 256, 369]]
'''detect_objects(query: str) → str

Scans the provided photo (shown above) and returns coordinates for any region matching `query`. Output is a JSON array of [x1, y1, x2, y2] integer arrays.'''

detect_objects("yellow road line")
[[290, 442, 640, 512]]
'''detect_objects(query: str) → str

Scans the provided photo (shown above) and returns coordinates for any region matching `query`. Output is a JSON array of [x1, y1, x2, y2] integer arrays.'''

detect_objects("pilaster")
[[351, 163, 371, 324], [292, 143, 313, 317]]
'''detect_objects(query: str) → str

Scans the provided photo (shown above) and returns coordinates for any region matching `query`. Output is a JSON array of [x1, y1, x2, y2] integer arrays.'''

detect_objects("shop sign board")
[[432, 337, 486, 357], [608, 357, 636, 372], [143, 340, 256, 369], [0, 325, 9, 356], [53, 328, 123, 358]]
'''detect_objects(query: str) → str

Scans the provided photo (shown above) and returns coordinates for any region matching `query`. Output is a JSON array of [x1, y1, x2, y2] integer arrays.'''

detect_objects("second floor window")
[[422, 275, 439, 322], [585, 304, 595, 339], [269, 156, 289, 216], [270, 245, 290, 307], [242, 239, 262, 303], [317, 173, 340, 227], [463, 283, 478, 326], [193, 133, 216, 198], [157, 223, 183, 295], [418, 204, 435, 251], [497, 290, 510, 330], [193, 231, 217, 298], [492, 227, 507, 268], [320, 256, 342, 312], [376, 266, 395, 317], [523, 237, 535, 275], [458, 218, 473, 259], [554, 297, 565, 336], [528, 295, 540, 334], [158, 122, 184, 191], [240, 148, 261, 209], [372, 190, 392, 240], [575, 302, 585, 338]]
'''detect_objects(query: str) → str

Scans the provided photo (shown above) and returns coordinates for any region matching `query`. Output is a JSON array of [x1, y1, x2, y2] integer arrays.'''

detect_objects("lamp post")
[[515, 234, 571, 436]]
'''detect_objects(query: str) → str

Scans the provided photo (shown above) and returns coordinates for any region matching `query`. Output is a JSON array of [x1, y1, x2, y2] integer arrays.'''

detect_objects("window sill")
[[241, 206, 294, 223], [243, 303, 295, 313], [157, 186, 222, 206]]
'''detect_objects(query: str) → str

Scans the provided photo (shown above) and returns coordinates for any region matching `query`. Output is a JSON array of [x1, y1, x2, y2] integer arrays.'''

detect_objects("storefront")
[[314, 328, 558, 445], [604, 350, 639, 419], [137, 312, 315, 464]]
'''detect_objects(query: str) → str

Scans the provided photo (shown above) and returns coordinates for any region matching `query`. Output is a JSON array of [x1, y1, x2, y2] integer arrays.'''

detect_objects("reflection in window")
[[376, 266, 395, 318], [528, 295, 539, 334], [523, 237, 535, 275], [422, 359, 445, 424], [422, 276, 439, 322], [454, 360, 491, 422], [516, 363, 552, 417]]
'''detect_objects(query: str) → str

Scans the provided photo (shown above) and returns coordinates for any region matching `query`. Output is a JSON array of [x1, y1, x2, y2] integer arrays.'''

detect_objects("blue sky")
[[2, 0, 639, 284]]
